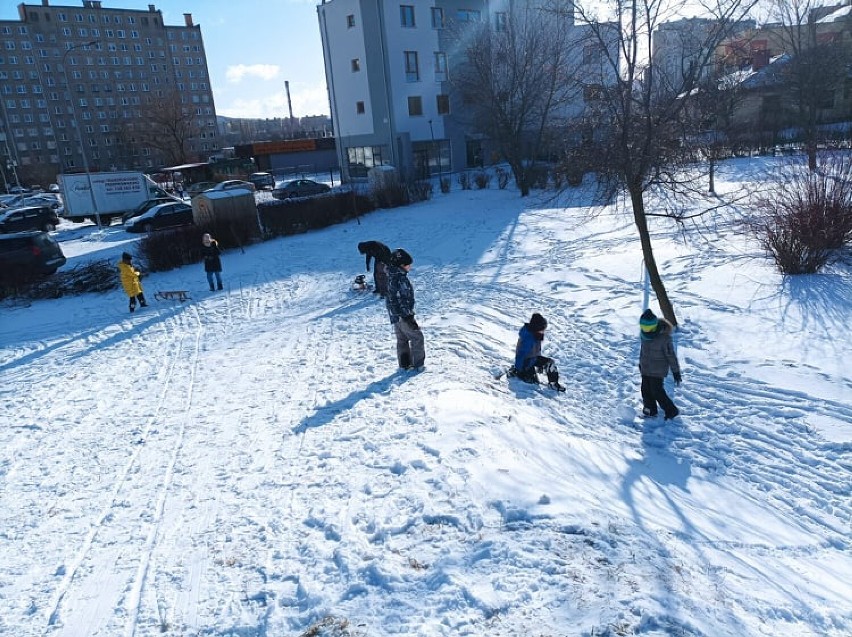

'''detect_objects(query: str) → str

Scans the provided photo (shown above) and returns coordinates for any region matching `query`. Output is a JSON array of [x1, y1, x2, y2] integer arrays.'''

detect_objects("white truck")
[[58, 171, 169, 225]]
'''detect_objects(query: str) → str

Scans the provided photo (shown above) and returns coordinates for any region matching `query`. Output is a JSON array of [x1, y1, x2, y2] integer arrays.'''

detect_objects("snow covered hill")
[[1, 157, 849, 637]]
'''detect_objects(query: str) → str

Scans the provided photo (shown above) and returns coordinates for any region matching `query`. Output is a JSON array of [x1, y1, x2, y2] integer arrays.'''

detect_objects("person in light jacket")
[[512, 312, 565, 391], [118, 252, 147, 312], [639, 308, 682, 420], [385, 248, 425, 370], [201, 233, 223, 291]]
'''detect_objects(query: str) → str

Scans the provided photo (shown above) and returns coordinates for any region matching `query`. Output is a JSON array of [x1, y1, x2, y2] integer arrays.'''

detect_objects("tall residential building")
[[318, 0, 608, 181], [0, 1, 219, 187]]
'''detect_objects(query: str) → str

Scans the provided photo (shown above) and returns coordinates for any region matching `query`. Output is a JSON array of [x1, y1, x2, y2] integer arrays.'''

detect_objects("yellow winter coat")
[[118, 260, 143, 297]]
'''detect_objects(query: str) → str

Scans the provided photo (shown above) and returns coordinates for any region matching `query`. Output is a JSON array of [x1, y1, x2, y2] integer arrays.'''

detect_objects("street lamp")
[[61, 41, 101, 230]]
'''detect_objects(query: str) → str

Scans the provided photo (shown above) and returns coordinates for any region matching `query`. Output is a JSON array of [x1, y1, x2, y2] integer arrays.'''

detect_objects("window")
[[434, 52, 447, 81], [404, 51, 419, 82], [408, 95, 422, 116], [431, 7, 444, 29], [351, 58, 360, 72], [437, 94, 450, 115], [583, 44, 603, 65], [495, 12, 507, 31], [400, 5, 415, 28], [346, 14, 355, 28], [356, 101, 365, 114], [457, 9, 481, 22]]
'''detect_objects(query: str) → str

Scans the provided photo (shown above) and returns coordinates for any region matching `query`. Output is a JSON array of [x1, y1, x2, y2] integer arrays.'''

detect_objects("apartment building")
[[318, 0, 612, 181], [0, 1, 219, 186]]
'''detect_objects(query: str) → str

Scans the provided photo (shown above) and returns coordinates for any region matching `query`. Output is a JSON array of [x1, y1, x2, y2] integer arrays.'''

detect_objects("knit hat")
[[391, 248, 413, 267], [639, 309, 658, 333], [121, 252, 132, 262], [529, 313, 548, 332]]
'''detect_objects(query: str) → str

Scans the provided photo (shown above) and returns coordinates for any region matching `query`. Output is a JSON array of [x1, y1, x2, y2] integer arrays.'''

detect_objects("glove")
[[404, 315, 419, 330], [673, 372, 682, 386]]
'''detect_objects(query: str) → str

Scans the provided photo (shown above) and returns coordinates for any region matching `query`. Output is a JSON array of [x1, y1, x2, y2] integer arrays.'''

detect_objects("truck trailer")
[[58, 172, 169, 225]]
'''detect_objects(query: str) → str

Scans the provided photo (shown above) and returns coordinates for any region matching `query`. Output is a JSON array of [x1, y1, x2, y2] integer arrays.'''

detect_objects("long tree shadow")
[[292, 371, 412, 434]]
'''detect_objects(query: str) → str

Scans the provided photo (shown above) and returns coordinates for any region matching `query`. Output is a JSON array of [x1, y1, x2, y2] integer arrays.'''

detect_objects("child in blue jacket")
[[512, 313, 565, 391]]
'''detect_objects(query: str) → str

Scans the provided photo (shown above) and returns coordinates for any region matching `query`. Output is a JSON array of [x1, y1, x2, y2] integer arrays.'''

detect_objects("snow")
[[1, 156, 850, 637]]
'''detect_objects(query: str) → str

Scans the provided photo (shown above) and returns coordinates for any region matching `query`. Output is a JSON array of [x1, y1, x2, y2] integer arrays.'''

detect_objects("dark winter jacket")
[[201, 241, 222, 273], [358, 241, 392, 272], [514, 324, 543, 371], [385, 264, 415, 324], [639, 319, 681, 378]]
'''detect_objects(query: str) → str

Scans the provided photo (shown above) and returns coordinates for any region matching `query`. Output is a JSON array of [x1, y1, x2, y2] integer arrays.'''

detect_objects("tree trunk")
[[708, 156, 716, 194], [629, 184, 678, 326]]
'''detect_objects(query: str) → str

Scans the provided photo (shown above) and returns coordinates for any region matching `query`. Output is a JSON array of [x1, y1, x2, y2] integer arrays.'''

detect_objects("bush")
[[496, 167, 510, 190], [407, 179, 433, 203], [371, 180, 410, 208], [0, 259, 117, 301], [440, 177, 451, 194], [473, 171, 491, 189], [750, 156, 852, 274], [258, 191, 374, 238], [458, 172, 472, 190]]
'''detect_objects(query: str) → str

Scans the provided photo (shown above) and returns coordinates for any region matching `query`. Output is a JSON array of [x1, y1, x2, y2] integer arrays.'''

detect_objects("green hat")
[[639, 309, 658, 333]]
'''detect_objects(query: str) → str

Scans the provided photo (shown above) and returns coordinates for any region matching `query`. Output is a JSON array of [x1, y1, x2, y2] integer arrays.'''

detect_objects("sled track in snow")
[[43, 310, 204, 637]]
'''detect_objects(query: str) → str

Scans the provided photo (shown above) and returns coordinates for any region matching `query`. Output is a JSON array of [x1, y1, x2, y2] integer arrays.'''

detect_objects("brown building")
[[0, 1, 219, 188]]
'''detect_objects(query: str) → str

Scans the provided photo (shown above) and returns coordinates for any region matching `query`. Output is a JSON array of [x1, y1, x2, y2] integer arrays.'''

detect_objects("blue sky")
[[1, 0, 330, 119]]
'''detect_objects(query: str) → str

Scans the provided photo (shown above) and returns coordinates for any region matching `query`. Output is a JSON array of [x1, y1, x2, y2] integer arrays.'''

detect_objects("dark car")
[[271, 179, 331, 200], [249, 172, 275, 190], [125, 202, 194, 233], [0, 205, 61, 233], [122, 196, 183, 223], [0, 231, 67, 277], [185, 181, 219, 197]]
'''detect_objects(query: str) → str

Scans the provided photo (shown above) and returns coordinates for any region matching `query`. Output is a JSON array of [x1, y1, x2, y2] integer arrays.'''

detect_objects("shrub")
[[371, 180, 409, 208], [258, 192, 374, 238], [407, 179, 433, 203], [496, 167, 510, 190], [473, 171, 491, 189], [750, 156, 852, 274], [458, 172, 472, 190], [139, 226, 202, 272], [440, 177, 451, 194]]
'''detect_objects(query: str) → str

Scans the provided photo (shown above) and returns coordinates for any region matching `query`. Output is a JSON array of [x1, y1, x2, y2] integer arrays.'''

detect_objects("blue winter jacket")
[[514, 324, 542, 371], [385, 264, 415, 324]]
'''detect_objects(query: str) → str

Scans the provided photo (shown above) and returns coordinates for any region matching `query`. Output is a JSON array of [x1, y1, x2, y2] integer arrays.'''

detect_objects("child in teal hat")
[[638, 309, 682, 419]]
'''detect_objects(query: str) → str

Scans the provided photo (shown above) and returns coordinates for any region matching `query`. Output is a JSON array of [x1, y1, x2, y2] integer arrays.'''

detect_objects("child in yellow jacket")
[[118, 252, 148, 312]]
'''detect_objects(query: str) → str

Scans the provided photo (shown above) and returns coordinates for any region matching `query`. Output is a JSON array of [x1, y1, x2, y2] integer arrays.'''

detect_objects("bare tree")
[[117, 90, 202, 167], [451, 1, 587, 196], [569, 0, 759, 326], [766, 0, 849, 171]]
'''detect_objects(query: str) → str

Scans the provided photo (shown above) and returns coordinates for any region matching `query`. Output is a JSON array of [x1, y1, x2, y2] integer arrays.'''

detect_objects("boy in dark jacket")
[[385, 248, 425, 370], [357, 240, 392, 297], [512, 313, 565, 391], [639, 308, 682, 419]]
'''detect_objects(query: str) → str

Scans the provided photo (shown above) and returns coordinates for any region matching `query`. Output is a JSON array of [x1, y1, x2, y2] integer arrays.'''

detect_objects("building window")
[[356, 101, 365, 114], [437, 94, 450, 115], [431, 7, 444, 29], [404, 51, 419, 82], [346, 14, 355, 28], [351, 58, 360, 72], [400, 5, 415, 27], [434, 52, 447, 82], [495, 12, 507, 31], [583, 44, 603, 65], [408, 96, 422, 116], [457, 9, 481, 22]]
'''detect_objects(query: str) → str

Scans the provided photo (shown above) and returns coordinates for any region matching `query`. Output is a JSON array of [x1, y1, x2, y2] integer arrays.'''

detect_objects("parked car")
[[124, 202, 193, 233], [122, 196, 184, 223], [204, 180, 256, 193], [0, 231, 66, 276], [248, 172, 275, 190], [185, 181, 219, 197], [5, 185, 31, 195], [48, 183, 60, 193], [0, 205, 61, 233], [271, 179, 331, 200]]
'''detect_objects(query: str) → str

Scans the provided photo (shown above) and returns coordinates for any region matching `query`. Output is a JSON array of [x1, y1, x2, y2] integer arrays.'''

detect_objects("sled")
[[154, 290, 191, 302]]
